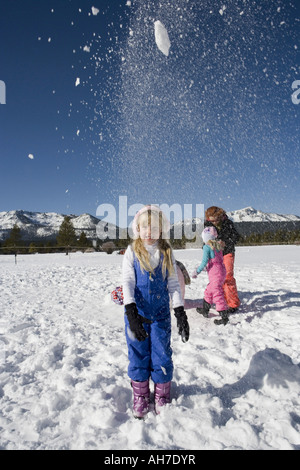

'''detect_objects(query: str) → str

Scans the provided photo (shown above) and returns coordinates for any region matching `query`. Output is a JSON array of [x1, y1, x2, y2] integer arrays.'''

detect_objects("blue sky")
[[0, 0, 299, 222]]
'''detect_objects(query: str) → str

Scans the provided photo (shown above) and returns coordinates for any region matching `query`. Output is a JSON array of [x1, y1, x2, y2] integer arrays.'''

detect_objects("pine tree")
[[29, 242, 37, 254], [3, 224, 23, 247], [56, 216, 77, 247], [78, 231, 91, 248]]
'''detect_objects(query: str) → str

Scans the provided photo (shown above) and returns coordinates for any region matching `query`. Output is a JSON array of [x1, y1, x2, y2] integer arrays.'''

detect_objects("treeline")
[[0, 217, 128, 255], [0, 217, 300, 255], [237, 228, 300, 245]]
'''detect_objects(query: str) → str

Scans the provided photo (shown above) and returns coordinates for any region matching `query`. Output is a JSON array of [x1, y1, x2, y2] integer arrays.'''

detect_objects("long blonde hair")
[[132, 209, 174, 278]]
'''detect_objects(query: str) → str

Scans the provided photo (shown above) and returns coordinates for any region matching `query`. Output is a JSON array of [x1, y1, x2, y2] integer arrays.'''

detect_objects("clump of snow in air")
[[91, 7, 99, 16], [28, 154, 34, 160], [154, 20, 171, 56], [219, 5, 226, 16], [75, 77, 80, 87]]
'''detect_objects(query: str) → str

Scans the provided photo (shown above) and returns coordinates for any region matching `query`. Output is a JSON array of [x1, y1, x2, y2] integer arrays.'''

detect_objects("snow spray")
[[71, 0, 298, 211]]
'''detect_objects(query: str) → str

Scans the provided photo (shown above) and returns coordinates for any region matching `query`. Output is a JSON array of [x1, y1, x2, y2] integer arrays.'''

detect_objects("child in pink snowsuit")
[[192, 227, 229, 325]]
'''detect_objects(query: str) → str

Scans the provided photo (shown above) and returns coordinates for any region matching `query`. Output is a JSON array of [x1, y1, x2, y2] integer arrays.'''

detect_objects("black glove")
[[174, 306, 190, 343], [125, 303, 152, 342]]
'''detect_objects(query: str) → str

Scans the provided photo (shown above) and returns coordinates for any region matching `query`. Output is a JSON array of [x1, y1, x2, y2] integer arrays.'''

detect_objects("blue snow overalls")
[[124, 254, 173, 384]]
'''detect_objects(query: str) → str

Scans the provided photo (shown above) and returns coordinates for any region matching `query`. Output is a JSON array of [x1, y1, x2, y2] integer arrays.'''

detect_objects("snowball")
[[91, 7, 99, 16], [154, 20, 171, 56], [28, 154, 34, 160]]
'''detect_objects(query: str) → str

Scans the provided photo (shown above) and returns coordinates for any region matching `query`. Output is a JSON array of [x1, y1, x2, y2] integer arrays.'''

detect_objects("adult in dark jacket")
[[204, 206, 240, 312]]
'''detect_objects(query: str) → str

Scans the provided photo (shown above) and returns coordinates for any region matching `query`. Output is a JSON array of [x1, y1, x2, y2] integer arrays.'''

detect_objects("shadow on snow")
[[175, 348, 300, 447], [238, 290, 300, 322]]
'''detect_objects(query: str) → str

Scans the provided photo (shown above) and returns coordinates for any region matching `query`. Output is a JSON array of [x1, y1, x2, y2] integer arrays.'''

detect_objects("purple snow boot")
[[131, 380, 150, 419], [154, 382, 171, 414]]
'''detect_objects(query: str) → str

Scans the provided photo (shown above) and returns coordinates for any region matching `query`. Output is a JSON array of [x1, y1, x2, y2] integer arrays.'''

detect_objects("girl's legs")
[[212, 282, 228, 312], [125, 316, 173, 416], [125, 318, 151, 418], [125, 316, 151, 382], [208, 279, 229, 324], [203, 282, 213, 306], [223, 253, 240, 310], [150, 318, 173, 413], [150, 317, 173, 384]]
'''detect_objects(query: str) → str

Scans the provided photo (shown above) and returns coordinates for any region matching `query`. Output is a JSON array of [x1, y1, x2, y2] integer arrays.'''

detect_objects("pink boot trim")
[[131, 380, 150, 419]]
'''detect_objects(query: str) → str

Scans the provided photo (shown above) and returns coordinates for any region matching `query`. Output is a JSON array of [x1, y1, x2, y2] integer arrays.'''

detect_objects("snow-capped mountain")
[[0, 210, 64, 230], [171, 206, 300, 242], [225, 207, 300, 237], [0, 210, 117, 242], [173, 207, 300, 227], [0, 207, 299, 243], [227, 207, 300, 223]]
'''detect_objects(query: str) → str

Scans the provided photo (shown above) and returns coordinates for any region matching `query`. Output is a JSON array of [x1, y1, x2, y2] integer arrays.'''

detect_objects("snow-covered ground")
[[0, 245, 299, 450]]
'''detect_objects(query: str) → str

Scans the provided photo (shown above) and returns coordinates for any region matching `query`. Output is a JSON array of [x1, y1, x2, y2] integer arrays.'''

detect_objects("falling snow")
[[39, 0, 299, 214]]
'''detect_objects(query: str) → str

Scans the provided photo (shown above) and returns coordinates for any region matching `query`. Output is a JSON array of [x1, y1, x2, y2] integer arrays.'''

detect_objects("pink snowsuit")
[[204, 249, 228, 311], [196, 243, 228, 312]]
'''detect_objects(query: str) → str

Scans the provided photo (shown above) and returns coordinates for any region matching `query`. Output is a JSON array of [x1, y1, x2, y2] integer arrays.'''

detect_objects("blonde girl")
[[122, 205, 189, 418]]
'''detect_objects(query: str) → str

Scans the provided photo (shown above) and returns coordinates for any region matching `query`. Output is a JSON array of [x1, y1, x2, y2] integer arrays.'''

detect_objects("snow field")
[[0, 246, 299, 450]]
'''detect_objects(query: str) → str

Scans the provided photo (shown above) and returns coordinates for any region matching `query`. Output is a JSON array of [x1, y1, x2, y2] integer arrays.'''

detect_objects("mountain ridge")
[[0, 207, 299, 242]]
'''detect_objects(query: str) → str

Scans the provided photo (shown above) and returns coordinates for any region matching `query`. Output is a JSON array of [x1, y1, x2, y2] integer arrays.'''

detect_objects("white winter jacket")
[[122, 243, 183, 309]]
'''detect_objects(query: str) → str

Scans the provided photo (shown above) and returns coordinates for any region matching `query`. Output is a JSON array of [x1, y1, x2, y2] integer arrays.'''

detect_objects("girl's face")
[[138, 214, 161, 245], [208, 215, 221, 224]]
